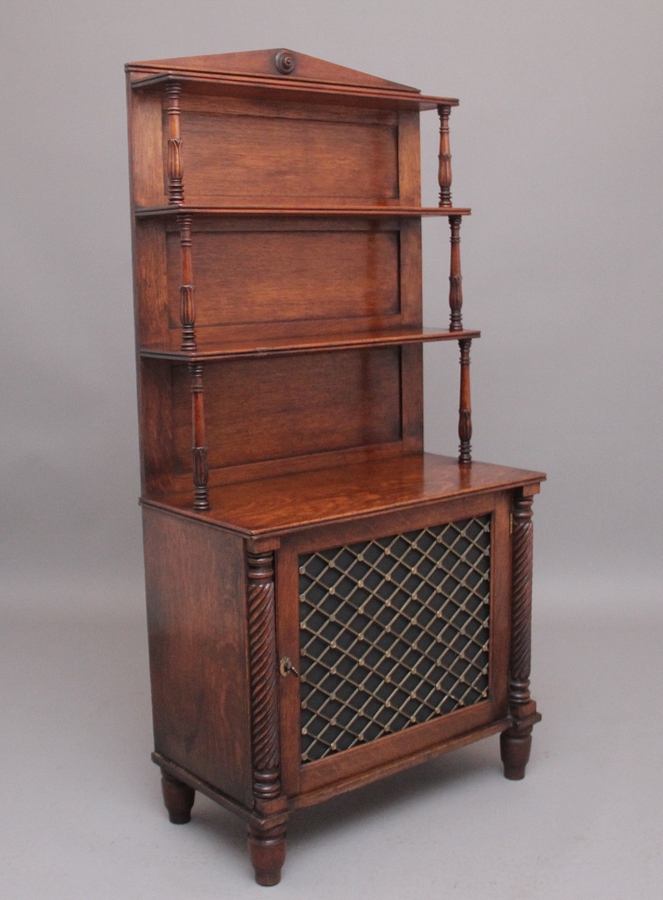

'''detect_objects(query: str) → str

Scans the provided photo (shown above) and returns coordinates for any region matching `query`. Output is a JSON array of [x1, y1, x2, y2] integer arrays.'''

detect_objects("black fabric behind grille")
[[298, 516, 491, 763]]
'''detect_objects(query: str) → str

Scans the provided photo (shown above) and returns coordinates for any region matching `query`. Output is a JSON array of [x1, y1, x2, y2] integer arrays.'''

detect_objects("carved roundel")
[[274, 49, 296, 75]]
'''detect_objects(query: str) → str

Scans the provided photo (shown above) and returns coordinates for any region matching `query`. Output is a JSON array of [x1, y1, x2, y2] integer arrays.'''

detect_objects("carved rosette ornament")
[[274, 49, 296, 75]]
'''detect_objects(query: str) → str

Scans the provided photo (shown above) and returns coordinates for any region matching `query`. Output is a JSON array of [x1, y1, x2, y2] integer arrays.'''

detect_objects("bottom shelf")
[[143, 453, 545, 537]]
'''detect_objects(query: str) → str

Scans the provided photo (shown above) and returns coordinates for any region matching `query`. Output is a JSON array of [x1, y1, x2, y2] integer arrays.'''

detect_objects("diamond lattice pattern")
[[298, 516, 491, 763]]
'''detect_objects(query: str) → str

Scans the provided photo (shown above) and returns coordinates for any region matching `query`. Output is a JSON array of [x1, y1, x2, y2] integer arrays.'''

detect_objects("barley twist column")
[[501, 491, 541, 779], [246, 549, 286, 885]]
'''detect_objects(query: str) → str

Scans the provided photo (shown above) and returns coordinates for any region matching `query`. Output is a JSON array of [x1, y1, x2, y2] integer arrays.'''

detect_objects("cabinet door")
[[276, 492, 512, 804]]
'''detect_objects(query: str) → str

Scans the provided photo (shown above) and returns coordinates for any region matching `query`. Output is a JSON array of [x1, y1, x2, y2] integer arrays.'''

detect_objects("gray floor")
[[1, 576, 661, 899]]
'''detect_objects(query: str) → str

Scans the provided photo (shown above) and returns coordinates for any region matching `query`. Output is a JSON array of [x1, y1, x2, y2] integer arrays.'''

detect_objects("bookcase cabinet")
[[126, 48, 545, 886]]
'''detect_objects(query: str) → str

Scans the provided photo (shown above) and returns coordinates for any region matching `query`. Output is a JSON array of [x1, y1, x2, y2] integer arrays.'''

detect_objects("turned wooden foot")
[[160, 770, 195, 824], [500, 727, 533, 780], [248, 823, 287, 886]]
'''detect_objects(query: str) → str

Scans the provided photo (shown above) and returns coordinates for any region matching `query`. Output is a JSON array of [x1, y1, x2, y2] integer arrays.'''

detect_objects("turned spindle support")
[[458, 338, 472, 465], [448, 215, 463, 332], [189, 363, 209, 511], [165, 82, 184, 204], [501, 491, 541, 779], [246, 549, 287, 884], [178, 214, 196, 351], [437, 104, 453, 207]]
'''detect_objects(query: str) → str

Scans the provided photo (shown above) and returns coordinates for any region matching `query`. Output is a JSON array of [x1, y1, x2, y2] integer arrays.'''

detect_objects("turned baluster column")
[[439, 106, 464, 332], [458, 338, 472, 464], [189, 363, 209, 511], [165, 84, 206, 509], [448, 215, 463, 332], [437, 104, 453, 208], [165, 82, 184, 204], [178, 210, 205, 511], [178, 214, 196, 351], [246, 549, 287, 885], [501, 490, 541, 779]]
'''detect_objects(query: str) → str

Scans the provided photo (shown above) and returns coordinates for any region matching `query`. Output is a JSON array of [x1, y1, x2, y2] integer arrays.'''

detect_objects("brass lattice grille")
[[298, 516, 491, 763]]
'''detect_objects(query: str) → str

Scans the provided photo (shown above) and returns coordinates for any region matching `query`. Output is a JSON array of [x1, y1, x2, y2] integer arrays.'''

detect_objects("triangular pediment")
[[127, 48, 419, 93]]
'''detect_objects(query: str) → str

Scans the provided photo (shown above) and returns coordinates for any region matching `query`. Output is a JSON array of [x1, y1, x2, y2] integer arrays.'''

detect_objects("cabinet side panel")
[[128, 87, 165, 208], [135, 220, 169, 346], [142, 507, 252, 807], [397, 110, 422, 206], [139, 359, 176, 496]]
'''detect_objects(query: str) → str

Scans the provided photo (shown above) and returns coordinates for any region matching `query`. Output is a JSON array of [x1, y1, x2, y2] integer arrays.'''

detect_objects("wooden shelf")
[[134, 205, 472, 219], [142, 453, 545, 537], [139, 327, 481, 362]]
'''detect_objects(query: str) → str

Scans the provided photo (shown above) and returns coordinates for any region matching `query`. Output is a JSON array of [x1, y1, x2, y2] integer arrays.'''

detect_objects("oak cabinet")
[[126, 47, 544, 886]]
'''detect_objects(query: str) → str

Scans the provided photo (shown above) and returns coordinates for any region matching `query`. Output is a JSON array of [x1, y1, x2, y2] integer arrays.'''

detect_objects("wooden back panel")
[[176, 97, 399, 205], [128, 80, 425, 494], [136, 216, 422, 350], [129, 90, 421, 208], [140, 345, 422, 493]]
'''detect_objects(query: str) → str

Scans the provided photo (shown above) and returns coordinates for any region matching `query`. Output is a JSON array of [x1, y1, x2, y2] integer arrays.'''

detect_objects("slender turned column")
[[448, 215, 463, 332], [246, 550, 286, 885], [501, 491, 541, 779], [189, 363, 209, 511], [437, 104, 453, 207], [160, 770, 195, 824], [165, 82, 184, 204], [178, 214, 196, 351], [458, 338, 472, 465]]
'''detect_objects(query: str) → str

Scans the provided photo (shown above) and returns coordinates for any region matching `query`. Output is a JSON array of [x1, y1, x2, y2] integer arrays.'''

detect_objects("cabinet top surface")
[[143, 454, 545, 538]]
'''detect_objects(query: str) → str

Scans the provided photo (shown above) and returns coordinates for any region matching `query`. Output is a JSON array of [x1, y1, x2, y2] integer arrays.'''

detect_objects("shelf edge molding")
[[133, 205, 472, 219], [139, 328, 482, 362]]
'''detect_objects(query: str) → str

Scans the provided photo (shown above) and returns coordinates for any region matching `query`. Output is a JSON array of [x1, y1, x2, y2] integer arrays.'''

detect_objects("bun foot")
[[161, 770, 195, 824], [248, 823, 287, 886], [500, 728, 533, 780]]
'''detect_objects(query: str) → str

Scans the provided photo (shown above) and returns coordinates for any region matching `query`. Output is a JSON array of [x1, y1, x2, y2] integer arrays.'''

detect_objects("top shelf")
[[134, 205, 472, 219], [128, 70, 458, 112]]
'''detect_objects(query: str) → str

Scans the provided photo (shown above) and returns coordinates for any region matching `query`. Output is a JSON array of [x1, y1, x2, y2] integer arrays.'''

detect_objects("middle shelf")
[[139, 326, 481, 361]]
